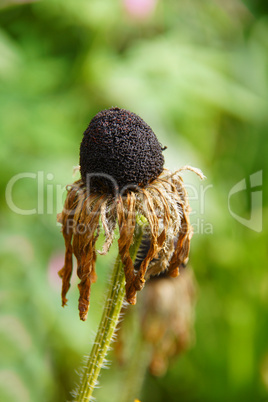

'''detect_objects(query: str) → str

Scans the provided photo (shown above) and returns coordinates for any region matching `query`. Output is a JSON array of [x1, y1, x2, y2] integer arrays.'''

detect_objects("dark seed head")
[[80, 107, 165, 193]]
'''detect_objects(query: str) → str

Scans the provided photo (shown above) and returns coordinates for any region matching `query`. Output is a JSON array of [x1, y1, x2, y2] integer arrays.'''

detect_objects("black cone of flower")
[[58, 107, 204, 320], [80, 107, 165, 193]]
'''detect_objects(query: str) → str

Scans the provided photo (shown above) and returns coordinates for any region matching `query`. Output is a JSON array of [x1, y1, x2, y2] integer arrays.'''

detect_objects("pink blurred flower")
[[48, 252, 65, 290], [123, 0, 157, 19]]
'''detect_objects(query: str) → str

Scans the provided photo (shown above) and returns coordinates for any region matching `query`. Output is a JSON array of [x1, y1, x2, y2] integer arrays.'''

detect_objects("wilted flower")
[[115, 265, 196, 380], [58, 107, 203, 321], [139, 266, 196, 376]]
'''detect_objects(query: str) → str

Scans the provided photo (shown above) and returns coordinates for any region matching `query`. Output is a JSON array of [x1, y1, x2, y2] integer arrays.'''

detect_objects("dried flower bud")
[[80, 107, 165, 192], [140, 267, 196, 376], [58, 107, 204, 320], [115, 267, 196, 378]]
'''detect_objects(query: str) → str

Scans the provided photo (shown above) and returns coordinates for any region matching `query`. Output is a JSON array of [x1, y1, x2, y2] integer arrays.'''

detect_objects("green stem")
[[75, 230, 143, 401], [120, 334, 152, 402]]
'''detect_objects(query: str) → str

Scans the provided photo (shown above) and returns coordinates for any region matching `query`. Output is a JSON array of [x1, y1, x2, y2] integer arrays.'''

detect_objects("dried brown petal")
[[58, 167, 203, 320], [117, 193, 137, 304]]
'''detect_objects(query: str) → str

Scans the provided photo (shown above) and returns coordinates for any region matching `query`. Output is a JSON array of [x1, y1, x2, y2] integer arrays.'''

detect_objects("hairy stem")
[[75, 229, 143, 401]]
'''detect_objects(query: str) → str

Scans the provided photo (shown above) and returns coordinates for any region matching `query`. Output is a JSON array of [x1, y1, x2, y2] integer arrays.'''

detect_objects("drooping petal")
[[117, 193, 137, 304]]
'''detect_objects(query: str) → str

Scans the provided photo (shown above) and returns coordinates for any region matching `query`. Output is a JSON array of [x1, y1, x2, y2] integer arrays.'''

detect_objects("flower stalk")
[[119, 334, 152, 402], [76, 228, 143, 401]]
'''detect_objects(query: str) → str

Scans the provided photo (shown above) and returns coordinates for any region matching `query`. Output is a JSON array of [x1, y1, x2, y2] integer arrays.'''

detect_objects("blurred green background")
[[0, 0, 267, 401]]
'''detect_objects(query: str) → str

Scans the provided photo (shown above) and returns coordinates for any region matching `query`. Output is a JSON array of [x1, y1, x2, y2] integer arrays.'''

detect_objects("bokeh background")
[[0, 0, 267, 401]]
